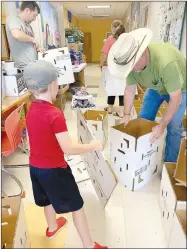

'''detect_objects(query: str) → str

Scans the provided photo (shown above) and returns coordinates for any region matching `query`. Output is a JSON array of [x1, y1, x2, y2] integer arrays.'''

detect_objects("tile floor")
[[2, 64, 167, 248]]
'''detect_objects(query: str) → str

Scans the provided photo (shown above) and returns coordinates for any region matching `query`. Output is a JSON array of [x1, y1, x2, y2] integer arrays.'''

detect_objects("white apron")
[[102, 66, 126, 96]]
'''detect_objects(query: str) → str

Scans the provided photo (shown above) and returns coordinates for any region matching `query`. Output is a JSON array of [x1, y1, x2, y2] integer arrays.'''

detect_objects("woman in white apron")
[[100, 20, 126, 118]]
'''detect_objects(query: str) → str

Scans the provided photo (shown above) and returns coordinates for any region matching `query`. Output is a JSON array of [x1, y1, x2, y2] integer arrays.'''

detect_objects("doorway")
[[83, 32, 92, 63]]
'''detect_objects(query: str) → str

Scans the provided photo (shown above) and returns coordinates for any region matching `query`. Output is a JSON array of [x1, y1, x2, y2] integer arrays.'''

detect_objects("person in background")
[[23, 60, 108, 249], [100, 20, 126, 118], [6, 1, 42, 69], [108, 28, 186, 163]]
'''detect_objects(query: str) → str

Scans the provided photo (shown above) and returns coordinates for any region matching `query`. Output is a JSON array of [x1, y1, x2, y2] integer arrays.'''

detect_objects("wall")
[[63, 7, 79, 28], [123, 4, 131, 32], [180, 13, 186, 58], [71, 15, 79, 27], [78, 18, 115, 62], [123, 2, 186, 57], [63, 7, 69, 28], [57, 6, 66, 47], [146, 2, 163, 42], [146, 2, 186, 56], [1, 1, 6, 24]]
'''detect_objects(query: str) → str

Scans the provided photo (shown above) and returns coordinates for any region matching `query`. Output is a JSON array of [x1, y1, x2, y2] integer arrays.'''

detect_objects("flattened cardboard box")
[[78, 109, 108, 146], [2, 196, 30, 248], [159, 163, 187, 244], [174, 138, 186, 187], [77, 109, 117, 207], [110, 118, 165, 191], [168, 210, 186, 248]]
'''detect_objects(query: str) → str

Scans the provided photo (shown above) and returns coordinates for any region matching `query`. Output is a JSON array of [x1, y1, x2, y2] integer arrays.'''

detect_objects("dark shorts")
[[29, 165, 84, 214]]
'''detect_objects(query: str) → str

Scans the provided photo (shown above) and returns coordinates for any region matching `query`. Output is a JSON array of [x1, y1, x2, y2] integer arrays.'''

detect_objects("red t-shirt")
[[26, 99, 68, 168]]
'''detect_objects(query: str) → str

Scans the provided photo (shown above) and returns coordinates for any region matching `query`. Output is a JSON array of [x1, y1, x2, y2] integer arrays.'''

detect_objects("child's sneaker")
[[94, 242, 108, 248], [46, 217, 68, 238]]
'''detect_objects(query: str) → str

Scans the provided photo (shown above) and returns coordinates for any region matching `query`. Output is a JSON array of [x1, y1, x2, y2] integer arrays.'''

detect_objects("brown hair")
[[20, 1, 40, 14], [111, 20, 126, 40]]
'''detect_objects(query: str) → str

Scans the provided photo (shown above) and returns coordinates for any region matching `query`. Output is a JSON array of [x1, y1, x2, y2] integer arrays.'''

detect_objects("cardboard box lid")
[[165, 163, 187, 202], [174, 138, 186, 187], [2, 197, 21, 248], [183, 115, 187, 130], [112, 118, 157, 139], [176, 210, 187, 235], [83, 110, 107, 121]]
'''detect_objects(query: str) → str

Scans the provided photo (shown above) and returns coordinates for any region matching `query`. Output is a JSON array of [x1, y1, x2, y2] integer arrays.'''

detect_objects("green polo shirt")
[[127, 43, 186, 94]]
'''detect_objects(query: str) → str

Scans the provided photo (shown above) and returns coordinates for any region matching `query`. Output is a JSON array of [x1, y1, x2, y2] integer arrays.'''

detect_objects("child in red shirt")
[[24, 60, 108, 248]]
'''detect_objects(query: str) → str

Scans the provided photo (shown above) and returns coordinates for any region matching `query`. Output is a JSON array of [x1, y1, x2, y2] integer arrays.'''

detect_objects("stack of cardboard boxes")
[[159, 138, 186, 248]]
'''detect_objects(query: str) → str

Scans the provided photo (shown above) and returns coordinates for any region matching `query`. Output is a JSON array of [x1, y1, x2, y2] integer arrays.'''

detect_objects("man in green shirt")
[[108, 28, 186, 162]]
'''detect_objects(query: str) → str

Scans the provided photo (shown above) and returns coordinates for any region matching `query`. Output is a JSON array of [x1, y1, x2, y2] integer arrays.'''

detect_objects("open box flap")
[[78, 111, 117, 207], [176, 210, 187, 235], [111, 124, 137, 152], [112, 118, 157, 138], [87, 120, 103, 133], [83, 110, 107, 121], [2, 197, 21, 248], [174, 138, 187, 187], [77, 109, 89, 144], [88, 171, 108, 208], [165, 163, 187, 202], [86, 125, 117, 203], [112, 118, 158, 151]]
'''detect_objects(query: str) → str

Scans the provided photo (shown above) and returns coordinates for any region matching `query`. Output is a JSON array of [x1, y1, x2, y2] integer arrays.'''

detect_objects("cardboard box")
[[2, 74, 6, 99], [135, 93, 144, 100], [77, 109, 108, 145], [110, 118, 165, 191], [38, 48, 75, 84], [137, 84, 145, 94], [132, 106, 164, 123], [77, 109, 117, 207], [168, 210, 186, 248], [2, 197, 30, 248], [133, 99, 143, 107], [159, 163, 187, 244], [4, 73, 28, 97], [183, 114, 187, 131], [174, 138, 186, 187]]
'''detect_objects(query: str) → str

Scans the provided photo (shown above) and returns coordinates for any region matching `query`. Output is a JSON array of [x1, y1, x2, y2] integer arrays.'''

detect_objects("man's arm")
[[121, 72, 137, 125], [160, 89, 182, 127], [100, 52, 107, 67], [124, 84, 137, 115], [11, 29, 38, 47], [150, 61, 184, 143], [6, 16, 38, 47]]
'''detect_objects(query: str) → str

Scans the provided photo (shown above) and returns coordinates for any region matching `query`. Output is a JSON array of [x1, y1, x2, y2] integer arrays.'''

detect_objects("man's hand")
[[31, 38, 39, 49], [150, 123, 166, 143], [37, 47, 45, 53], [121, 114, 130, 126]]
